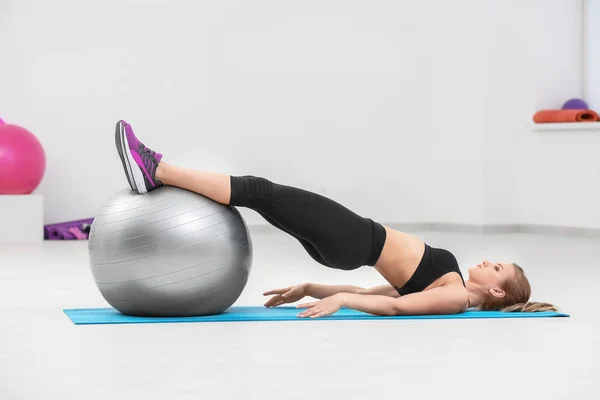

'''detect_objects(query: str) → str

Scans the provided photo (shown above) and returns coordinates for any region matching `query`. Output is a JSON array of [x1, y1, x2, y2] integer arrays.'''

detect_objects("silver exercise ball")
[[88, 186, 253, 317]]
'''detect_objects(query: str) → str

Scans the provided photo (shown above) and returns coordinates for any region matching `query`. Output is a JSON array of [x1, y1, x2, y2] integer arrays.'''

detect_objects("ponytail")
[[501, 301, 560, 313]]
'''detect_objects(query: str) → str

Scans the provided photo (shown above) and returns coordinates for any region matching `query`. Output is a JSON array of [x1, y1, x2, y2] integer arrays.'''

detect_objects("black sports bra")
[[394, 243, 465, 295]]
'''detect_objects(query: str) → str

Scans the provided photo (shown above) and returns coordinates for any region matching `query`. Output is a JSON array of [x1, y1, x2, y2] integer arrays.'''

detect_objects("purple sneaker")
[[115, 120, 163, 194], [114, 121, 137, 192]]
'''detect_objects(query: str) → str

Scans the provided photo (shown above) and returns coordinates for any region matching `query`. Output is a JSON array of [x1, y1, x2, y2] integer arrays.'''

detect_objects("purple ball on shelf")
[[562, 98, 589, 110]]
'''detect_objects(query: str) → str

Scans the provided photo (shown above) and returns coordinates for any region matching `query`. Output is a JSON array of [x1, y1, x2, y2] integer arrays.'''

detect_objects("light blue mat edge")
[[63, 306, 570, 325]]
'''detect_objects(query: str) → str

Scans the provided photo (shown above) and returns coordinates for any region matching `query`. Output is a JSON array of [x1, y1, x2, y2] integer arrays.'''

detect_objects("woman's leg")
[[256, 211, 332, 268], [156, 162, 232, 204], [155, 161, 330, 266], [115, 119, 385, 270], [156, 163, 385, 270]]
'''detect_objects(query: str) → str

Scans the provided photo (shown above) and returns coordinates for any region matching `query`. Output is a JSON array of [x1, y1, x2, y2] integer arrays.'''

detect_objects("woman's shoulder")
[[418, 280, 470, 313], [437, 281, 470, 311]]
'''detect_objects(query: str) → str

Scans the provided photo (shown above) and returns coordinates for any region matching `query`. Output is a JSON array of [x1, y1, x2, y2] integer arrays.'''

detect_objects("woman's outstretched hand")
[[263, 283, 308, 308], [296, 294, 344, 319]]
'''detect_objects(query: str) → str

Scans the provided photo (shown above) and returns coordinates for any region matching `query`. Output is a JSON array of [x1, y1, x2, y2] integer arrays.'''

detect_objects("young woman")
[[114, 119, 559, 319]]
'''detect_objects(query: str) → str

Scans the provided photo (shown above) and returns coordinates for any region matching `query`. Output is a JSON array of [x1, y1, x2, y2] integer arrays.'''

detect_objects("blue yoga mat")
[[63, 306, 569, 325]]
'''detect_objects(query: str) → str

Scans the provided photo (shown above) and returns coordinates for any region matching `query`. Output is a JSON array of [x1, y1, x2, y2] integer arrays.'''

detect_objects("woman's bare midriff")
[[373, 226, 463, 292]]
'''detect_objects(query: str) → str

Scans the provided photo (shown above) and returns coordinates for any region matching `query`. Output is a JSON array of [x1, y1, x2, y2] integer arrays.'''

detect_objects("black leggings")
[[229, 175, 387, 270]]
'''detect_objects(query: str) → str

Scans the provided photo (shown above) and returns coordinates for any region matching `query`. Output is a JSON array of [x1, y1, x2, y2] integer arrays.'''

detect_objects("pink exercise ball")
[[0, 124, 46, 194], [0, 117, 5, 124]]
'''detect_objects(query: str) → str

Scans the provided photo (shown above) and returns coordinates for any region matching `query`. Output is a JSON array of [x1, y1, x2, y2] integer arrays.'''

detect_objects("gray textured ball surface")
[[88, 186, 253, 317]]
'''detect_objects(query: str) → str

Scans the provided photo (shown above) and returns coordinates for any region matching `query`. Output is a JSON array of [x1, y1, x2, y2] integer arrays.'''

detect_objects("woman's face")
[[468, 260, 516, 290]]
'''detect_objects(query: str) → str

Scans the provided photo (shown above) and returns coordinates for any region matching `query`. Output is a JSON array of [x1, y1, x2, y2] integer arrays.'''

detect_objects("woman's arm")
[[297, 285, 468, 318], [340, 285, 468, 315], [306, 283, 399, 299], [359, 284, 400, 298], [305, 283, 363, 299]]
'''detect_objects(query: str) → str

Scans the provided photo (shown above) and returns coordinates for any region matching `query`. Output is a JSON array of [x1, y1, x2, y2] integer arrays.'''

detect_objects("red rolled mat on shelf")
[[533, 109, 600, 123]]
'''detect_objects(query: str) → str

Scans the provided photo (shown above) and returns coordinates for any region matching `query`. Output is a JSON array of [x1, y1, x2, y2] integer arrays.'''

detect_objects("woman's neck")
[[465, 281, 485, 308]]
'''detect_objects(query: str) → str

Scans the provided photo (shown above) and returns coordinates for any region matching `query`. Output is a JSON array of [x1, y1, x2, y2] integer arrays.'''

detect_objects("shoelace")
[[139, 143, 156, 159], [145, 146, 156, 158]]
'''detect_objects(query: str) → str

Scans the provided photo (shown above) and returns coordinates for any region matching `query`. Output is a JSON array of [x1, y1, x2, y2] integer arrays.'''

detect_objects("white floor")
[[0, 228, 598, 400]]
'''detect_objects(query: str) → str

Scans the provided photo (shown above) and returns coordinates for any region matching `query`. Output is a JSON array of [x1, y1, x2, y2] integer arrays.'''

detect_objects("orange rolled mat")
[[533, 109, 599, 123]]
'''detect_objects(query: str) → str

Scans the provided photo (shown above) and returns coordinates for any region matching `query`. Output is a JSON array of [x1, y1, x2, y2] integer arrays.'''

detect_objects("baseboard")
[[370, 223, 523, 234], [517, 224, 600, 238], [397, 223, 522, 234], [246, 222, 600, 238]]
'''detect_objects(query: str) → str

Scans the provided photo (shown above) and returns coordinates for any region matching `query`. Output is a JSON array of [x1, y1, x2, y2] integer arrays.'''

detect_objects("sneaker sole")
[[114, 121, 137, 192], [120, 123, 149, 194]]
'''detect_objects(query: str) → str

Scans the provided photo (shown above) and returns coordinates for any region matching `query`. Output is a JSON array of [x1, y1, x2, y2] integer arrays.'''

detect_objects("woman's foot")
[[114, 120, 164, 194], [114, 121, 137, 192]]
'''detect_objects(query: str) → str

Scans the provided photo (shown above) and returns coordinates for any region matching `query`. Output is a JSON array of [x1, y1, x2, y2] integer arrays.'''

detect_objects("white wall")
[[480, 1, 526, 226], [0, 0, 596, 230], [481, 0, 587, 227], [0, 0, 477, 226], [584, 0, 600, 111], [518, 0, 600, 229]]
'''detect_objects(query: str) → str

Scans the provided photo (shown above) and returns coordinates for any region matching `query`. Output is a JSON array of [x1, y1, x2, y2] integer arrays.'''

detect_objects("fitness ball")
[[88, 186, 253, 317], [0, 124, 46, 194]]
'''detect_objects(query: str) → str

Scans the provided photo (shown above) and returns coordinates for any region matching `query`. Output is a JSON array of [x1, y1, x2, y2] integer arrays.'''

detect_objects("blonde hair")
[[479, 263, 560, 312]]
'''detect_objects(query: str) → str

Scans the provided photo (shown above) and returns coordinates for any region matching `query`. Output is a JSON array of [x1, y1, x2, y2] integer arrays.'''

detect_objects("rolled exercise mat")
[[44, 218, 94, 240], [63, 306, 570, 325], [533, 109, 600, 123]]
